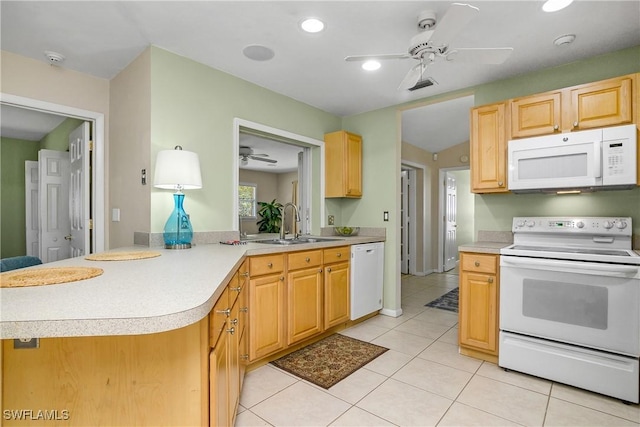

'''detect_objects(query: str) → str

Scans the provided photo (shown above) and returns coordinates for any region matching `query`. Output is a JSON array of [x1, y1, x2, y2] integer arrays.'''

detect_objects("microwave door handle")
[[594, 141, 602, 178], [501, 257, 638, 276]]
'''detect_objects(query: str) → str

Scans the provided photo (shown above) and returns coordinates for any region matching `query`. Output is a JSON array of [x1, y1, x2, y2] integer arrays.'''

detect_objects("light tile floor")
[[236, 272, 640, 426]]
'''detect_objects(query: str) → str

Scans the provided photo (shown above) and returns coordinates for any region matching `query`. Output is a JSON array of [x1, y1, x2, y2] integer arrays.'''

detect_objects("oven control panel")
[[512, 217, 632, 235]]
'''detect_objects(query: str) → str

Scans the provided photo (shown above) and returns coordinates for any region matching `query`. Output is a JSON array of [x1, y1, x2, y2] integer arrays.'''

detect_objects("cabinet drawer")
[[288, 250, 322, 271], [324, 246, 349, 264], [250, 254, 285, 276], [461, 253, 497, 274], [210, 287, 230, 347]]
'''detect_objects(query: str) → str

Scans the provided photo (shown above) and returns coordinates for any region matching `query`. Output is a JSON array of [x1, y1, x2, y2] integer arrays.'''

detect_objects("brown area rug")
[[271, 334, 388, 389]]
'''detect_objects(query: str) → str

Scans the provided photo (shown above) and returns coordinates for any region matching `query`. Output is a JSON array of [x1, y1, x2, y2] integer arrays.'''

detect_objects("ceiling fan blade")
[[430, 3, 479, 47], [250, 155, 277, 164], [345, 53, 411, 62], [397, 63, 425, 91], [445, 47, 513, 64]]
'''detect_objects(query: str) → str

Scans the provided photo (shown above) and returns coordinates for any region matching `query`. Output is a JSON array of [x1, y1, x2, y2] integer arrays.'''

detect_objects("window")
[[238, 183, 257, 218]]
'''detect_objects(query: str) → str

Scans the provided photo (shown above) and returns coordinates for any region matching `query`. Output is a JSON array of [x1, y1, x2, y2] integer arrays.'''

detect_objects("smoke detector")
[[44, 51, 66, 65], [553, 34, 576, 47]]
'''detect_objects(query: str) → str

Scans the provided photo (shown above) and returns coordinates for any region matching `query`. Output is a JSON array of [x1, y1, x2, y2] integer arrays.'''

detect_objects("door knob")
[[64, 235, 73, 240]]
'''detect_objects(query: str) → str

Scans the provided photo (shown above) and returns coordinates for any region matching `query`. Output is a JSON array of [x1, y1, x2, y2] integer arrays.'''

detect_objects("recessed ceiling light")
[[542, 0, 574, 12], [242, 45, 275, 61], [300, 18, 325, 33], [362, 60, 381, 71]]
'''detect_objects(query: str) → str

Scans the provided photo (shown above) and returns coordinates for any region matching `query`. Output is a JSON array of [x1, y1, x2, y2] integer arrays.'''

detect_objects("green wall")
[[1, 137, 40, 257], [149, 47, 341, 233], [40, 118, 85, 151]]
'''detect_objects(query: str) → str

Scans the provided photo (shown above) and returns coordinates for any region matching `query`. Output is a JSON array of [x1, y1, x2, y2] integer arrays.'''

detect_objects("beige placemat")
[[85, 251, 161, 261], [0, 267, 104, 288]]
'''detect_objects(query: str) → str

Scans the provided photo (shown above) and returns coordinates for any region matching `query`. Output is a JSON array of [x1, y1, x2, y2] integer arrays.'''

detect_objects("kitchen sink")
[[254, 237, 342, 245]]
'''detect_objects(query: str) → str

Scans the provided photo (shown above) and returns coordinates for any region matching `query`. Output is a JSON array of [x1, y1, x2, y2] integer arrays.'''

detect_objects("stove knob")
[[616, 221, 627, 229], [576, 221, 585, 229], [603, 220, 613, 229], [516, 220, 526, 228], [525, 220, 535, 228]]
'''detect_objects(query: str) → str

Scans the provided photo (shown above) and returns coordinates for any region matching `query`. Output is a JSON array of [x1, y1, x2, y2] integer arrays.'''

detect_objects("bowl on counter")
[[334, 226, 359, 236]]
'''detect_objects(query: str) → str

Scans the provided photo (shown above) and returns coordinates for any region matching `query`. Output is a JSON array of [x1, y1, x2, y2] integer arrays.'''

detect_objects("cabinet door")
[[510, 92, 561, 138], [287, 267, 324, 345], [569, 76, 632, 130], [324, 261, 350, 329], [238, 262, 249, 387], [344, 132, 363, 197], [210, 332, 229, 427], [227, 302, 240, 424], [249, 274, 286, 360], [470, 103, 508, 193], [459, 270, 498, 354]]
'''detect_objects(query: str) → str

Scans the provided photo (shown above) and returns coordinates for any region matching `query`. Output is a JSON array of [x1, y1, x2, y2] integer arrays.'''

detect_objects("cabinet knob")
[[267, 262, 273, 268], [240, 307, 248, 313], [488, 277, 494, 284], [305, 257, 311, 262], [573, 121, 578, 127], [553, 124, 559, 130], [227, 327, 235, 335], [280, 276, 285, 281], [327, 267, 332, 272], [242, 272, 249, 277], [498, 181, 504, 187], [337, 253, 342, 258], [474, 261, 480, 267], [216, 308, 231, 316], [230, 286, 241, 292]]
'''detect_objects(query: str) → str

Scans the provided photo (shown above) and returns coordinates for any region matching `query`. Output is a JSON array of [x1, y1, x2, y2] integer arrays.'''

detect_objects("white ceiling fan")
[[239, 146, 277, 166], [345, 3, 513, 91]]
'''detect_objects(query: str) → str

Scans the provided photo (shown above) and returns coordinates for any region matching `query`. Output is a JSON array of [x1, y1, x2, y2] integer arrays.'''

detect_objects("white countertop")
[[0, 236, 383, 339]]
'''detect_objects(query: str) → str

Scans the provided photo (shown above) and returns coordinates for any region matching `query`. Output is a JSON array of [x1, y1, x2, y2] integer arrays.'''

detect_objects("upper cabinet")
[[510, 91, 562, 138], [568, 76, 633, 131], [509, 75, 634, 139], [472, 73, 638, 193], [470, 102, 508, 193], [325, 131, 362, 198]]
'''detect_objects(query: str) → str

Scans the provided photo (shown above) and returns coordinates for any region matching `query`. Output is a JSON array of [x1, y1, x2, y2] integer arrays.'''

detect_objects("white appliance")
[[508, 124, 637, 192], [350, 242, 384, 320], [499, 217, 640, 403]]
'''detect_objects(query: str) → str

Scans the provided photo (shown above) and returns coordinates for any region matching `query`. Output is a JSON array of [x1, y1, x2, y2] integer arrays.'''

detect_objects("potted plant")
[[257, 199, 283, 233]]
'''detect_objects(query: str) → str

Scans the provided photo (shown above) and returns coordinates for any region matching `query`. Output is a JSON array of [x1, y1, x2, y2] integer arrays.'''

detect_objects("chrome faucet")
[[280, 203, 300, 240]]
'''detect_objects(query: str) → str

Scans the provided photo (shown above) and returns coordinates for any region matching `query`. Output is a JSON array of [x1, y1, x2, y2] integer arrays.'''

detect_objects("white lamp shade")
[[153, 148, 202, 190]]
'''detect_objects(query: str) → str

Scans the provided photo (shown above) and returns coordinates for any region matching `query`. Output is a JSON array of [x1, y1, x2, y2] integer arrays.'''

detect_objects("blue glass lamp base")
[[163, 193, 194, 250]]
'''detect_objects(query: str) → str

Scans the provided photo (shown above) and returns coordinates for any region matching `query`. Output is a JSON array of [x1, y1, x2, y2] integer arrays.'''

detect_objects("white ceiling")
[[0, 105, 67, 141], [1, 1, 639, 157]]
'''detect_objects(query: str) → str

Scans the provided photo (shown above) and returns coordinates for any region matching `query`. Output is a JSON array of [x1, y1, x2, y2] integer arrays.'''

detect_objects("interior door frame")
[[401, 160, 428, 276], [437, 166, 468, 273], [232, 118, 325, 233], [1, 93, 105, 253]]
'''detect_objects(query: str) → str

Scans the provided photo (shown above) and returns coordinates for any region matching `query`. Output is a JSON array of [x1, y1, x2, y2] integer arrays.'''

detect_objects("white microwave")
[[508, 124, 637, 192]]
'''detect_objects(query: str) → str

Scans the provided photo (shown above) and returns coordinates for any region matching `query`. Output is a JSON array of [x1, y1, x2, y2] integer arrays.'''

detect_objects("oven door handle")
[[501, 257, 639, 276]]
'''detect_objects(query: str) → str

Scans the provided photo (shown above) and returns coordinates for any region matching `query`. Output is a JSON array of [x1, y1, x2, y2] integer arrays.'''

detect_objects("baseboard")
[[379, 307, 403, 318]]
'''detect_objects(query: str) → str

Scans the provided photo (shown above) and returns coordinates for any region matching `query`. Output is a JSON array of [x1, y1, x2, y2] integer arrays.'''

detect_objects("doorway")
[[438, 167, 473, 273], [1, 93, 105, 257], [233, 118, 325, 235]]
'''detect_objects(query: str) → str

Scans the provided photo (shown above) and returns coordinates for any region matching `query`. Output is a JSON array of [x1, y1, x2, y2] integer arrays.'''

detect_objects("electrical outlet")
[[328, 215, 335, 225], [14, 338, 39, 349]]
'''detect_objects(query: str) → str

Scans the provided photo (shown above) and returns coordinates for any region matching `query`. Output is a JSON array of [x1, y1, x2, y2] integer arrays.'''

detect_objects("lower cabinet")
[[323, 247, 350, 329], [287, 250, 324, 345], [458, 252, 500, 362]]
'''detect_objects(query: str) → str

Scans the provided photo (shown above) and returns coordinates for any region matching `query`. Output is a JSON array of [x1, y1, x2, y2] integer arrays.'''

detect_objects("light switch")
[[383, 211, 389, 222], [112, 208, 121, 222]]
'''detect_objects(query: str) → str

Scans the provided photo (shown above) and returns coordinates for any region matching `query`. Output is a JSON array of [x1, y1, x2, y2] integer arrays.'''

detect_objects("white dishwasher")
[[350, 242, 384, 320]]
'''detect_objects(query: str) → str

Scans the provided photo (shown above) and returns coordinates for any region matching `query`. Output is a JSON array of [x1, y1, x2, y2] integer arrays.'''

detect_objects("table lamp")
[[153, 146, 202, 249]]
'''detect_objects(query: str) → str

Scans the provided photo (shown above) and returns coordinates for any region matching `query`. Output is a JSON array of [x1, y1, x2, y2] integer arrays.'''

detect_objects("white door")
[[39, 149, 71, 263], [25, 161, 39, 257], [400, 170, 410, 274], [69, 122, 91, 257], [443, 172, 457, 271]]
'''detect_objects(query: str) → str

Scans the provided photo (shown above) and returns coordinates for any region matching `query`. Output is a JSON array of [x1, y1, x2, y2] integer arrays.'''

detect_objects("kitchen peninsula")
[[1, 235, 383, 426]]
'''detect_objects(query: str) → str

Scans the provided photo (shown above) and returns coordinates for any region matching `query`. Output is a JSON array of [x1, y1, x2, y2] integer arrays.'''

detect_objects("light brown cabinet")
[[287, 250, 324, 345], [248, 254, 286, 361], [470, 102, 508, 193], [323, 246, 351, 329], [510, 91, 562, 138], [325, 130, 363, 198], [458, 252, 499, 363]]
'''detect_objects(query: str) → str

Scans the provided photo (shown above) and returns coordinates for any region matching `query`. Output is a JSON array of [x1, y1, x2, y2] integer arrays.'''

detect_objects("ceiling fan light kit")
[[239, 146, 277, 164], [344, 3, 513, 91]]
